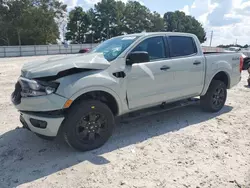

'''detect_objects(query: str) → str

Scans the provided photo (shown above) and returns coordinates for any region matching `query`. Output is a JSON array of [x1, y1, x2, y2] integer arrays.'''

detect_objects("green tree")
[[149, 11, 165, 32], [243, 44, 249, 48], [0, 1, 11, 45], [22, 7, 60, 44], [65, 0, 166, 44], [65, 7, 91, 43], [93, 0, 126, 41], [164, 11, 206, 43], [123, 1, 153, 33], [0, 0, 67, 46]]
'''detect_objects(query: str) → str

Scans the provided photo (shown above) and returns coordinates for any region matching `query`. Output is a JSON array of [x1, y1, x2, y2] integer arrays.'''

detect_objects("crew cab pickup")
[[11, 32, 243, 151]]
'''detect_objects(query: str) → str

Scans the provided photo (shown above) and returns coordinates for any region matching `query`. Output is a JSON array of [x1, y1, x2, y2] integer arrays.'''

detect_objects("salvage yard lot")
[[0, 55, 250, 188]]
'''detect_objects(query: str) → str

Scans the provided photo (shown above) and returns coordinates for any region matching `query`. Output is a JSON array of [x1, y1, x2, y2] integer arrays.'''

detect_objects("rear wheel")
[[200, 80, 227, 112], [62, 100, 115, 151]]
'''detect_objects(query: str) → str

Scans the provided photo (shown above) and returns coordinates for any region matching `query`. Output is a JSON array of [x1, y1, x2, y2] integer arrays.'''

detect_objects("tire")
[[62, 100, 115, 151], [200, 80, 227, 112]]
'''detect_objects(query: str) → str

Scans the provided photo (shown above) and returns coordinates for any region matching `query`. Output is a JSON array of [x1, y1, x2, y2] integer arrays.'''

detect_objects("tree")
[[92, 0, 126, 41], [65, 0, 166, 44], [243, 44, 249, 48], [0, 1, 11, 45], [149, 11, 165, 32], [217, 44, 248, 49], [65, 7, 92, 43], [123, 1, 160, 33], [0, 0, 67, 46], [164, 11, 206, 43]]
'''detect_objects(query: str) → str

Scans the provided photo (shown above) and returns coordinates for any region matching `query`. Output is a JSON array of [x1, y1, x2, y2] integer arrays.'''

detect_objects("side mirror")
[[126, 51, 150, 65]]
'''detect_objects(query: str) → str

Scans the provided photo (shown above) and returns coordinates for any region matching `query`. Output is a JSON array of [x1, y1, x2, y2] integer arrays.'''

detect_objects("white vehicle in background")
[[227, 47, 241, 52], [11, 32, 243, 151]]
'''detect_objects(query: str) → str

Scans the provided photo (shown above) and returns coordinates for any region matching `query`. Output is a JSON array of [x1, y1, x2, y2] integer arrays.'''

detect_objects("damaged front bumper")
[[20, 111, 65, 137], [11, 79, 68, 137]]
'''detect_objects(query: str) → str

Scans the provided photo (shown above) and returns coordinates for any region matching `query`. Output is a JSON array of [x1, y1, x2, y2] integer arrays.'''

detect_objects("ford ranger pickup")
[[11, 32, 243, 151]]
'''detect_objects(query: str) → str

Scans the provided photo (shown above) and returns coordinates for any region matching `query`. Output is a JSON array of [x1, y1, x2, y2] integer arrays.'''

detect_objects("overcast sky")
[[61, 0, 250, 46]]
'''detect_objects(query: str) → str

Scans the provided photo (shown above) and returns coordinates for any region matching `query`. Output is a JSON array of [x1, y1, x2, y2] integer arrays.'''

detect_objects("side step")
[[119, 98, 200, 123]]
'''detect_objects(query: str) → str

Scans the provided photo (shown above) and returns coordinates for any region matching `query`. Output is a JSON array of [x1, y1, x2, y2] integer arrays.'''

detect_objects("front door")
[[126, 36, 174, 109]]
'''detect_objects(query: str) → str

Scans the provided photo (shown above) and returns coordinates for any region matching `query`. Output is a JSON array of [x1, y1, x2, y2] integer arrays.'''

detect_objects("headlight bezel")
[[19, 77, 59, 97]]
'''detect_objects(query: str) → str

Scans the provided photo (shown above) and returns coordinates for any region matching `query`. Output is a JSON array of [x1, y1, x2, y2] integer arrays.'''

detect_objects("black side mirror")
[[126, 51, 150, 65]]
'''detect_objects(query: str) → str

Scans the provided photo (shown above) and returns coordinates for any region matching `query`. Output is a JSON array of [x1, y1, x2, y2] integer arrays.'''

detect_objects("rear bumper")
[[20, 112, 64, 137]]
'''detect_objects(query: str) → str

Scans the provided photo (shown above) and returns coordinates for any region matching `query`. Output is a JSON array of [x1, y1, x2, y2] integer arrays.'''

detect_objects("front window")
[[92, 36, 140, 61], [131, 36, 166, 61]]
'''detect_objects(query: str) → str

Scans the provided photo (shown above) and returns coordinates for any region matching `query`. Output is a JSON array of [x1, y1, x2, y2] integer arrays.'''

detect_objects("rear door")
[[166, 36, 205, 98], [126, 36, 174, 109]]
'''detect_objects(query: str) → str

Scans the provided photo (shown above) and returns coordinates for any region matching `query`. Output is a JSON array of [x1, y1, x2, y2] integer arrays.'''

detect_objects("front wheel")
[[200, 80, 227, 112], [62, 100, 115, 151]]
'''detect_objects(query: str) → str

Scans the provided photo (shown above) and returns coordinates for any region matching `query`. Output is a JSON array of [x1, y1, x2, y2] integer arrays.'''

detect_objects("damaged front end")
[[11, 67, 94, 105], [11, 77, 60, 106], [12, 53, 111, 105], [21, 53, 110, 79], [10, 53, 114, 138]]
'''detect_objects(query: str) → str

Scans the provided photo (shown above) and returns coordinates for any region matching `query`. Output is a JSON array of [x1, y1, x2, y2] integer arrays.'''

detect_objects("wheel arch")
[[212, 71, 230, 88], [201, 71, 231, 96], [68, 86, 122, 116]]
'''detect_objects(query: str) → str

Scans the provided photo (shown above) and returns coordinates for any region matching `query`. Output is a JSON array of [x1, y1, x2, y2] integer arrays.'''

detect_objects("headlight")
[[19, 77, 59, 97]]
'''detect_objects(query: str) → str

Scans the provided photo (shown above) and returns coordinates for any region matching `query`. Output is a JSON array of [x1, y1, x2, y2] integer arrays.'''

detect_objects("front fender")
[[55, 69, 126, 115], [69, 85, 122, 115]]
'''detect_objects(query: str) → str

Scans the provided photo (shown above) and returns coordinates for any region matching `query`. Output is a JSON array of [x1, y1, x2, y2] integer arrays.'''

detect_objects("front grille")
[[11, 81, 22, 105]]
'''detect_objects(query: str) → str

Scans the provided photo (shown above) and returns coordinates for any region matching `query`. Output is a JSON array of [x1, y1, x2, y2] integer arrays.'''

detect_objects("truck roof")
[[113, 32, 197, 39]]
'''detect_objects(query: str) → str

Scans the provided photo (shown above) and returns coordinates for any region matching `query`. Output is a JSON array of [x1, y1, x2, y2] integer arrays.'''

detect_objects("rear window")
[[168, 36, 197, 57]]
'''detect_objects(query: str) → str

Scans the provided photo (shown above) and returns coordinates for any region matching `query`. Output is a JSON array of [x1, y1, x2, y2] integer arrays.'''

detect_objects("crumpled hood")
[[21, 53, 110, 79]]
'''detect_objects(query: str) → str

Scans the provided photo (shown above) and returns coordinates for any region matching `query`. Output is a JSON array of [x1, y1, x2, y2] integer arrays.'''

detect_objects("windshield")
[[91, 36, 140, 61]]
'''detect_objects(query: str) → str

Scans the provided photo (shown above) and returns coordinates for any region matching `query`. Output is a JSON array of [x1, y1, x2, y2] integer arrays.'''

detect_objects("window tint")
[[132, 36, 166, 61], [168, 36, 197, 57]]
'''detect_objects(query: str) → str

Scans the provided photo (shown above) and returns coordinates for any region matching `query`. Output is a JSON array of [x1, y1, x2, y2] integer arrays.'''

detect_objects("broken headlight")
[[19, 77, 59, 97]]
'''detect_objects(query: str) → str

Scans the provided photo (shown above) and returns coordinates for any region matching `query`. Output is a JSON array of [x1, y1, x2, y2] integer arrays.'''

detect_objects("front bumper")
[[20, 112, 64, 137], [12, 93, 68, 112], [11, 78, 68, 112], [11, 78, 68, 137]]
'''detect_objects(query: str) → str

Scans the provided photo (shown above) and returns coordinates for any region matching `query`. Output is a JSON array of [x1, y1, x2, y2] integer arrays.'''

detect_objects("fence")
[[202, 46, 224, 52], [0, 44, 246, 58], [0, 44, 98, 58]]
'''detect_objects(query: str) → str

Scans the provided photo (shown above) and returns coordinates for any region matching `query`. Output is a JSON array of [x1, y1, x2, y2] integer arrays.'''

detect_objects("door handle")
[[193, 61, 201, 65], [160, 66, 170, 71]]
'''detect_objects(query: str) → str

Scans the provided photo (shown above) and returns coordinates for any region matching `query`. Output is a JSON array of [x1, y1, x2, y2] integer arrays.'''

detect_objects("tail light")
[[240, 56, 243, 73]]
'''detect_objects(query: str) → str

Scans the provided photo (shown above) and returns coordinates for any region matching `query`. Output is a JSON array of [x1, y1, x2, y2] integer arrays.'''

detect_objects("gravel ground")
[[0, 56, 250, 188]]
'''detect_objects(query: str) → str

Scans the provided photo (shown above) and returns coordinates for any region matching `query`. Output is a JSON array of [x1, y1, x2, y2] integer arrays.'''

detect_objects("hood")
[[21, 53, 110, 79]]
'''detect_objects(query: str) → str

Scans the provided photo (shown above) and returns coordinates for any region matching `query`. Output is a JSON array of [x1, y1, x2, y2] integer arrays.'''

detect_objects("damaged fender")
[[21, 53, 110, 79]]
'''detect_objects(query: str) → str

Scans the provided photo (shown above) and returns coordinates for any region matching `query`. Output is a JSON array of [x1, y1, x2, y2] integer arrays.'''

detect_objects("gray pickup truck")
[[11, 32, 242, 151]]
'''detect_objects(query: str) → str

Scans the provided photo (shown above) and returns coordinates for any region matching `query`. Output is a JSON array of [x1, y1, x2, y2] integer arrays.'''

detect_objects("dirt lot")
[[0, 56, 250, 188]]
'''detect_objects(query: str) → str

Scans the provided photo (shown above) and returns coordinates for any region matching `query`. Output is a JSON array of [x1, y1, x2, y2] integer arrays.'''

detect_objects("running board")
[[119, 98, 200, 123]]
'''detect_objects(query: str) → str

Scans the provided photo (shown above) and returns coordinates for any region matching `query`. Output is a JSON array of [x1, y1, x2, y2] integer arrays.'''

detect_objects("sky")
[[61, 0, 250, 46]]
